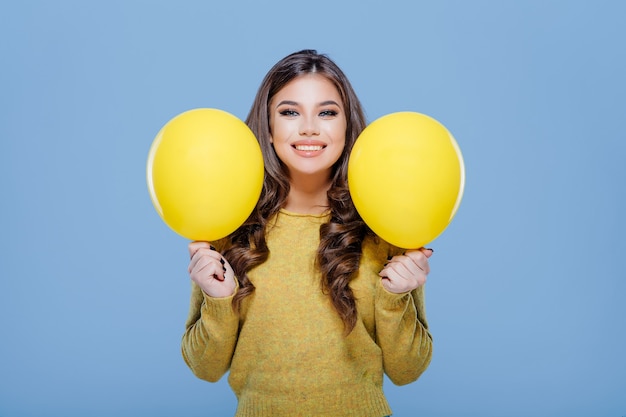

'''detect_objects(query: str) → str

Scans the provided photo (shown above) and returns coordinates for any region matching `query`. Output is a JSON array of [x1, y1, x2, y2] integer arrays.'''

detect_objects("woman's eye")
[[279, 109, 298, 117], [320, 110, 338, 117]]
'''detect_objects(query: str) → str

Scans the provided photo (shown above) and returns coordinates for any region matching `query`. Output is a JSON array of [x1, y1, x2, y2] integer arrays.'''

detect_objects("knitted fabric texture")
[[182, 209, 433, 417]]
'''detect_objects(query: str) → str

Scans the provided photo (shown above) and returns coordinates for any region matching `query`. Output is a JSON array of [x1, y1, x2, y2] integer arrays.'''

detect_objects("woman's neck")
[[283, 173, 332, 215]]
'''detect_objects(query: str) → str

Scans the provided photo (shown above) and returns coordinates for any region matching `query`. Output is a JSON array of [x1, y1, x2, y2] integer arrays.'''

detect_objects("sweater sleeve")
[[374, 282, 433, 385], [181, 280, 240, 382]]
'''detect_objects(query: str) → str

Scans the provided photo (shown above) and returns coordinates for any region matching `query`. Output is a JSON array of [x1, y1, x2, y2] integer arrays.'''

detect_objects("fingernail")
[[426, 248, 434, 253], [210, 245, 216, 251], [222, 266, 227, 273], [220, 258, 225, 265], [387, 256, 392, 261]]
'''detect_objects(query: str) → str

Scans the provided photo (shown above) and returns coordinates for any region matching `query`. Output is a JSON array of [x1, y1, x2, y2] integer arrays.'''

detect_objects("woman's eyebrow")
[[275, 99, 341, 108], [275, 100, 298, 108]]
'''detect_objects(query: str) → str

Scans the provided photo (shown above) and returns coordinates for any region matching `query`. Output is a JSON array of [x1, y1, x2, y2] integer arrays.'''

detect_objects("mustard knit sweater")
[[182, 209, 433, 417]]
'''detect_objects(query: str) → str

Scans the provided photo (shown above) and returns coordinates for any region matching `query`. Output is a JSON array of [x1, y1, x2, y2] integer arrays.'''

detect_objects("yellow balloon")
[[147, 108, 264, 241], [348, 112, 465, 249]]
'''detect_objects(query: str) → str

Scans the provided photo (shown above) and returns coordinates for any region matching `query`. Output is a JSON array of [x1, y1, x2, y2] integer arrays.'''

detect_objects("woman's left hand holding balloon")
[[379, 248, 433, 294]]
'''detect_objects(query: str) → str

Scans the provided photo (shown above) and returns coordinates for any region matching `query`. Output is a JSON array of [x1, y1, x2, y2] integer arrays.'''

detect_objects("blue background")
[[1, 1, 624, 416]]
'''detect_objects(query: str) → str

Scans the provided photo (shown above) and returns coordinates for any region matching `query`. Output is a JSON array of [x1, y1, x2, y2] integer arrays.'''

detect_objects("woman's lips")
[[291, 141, 327, 156]]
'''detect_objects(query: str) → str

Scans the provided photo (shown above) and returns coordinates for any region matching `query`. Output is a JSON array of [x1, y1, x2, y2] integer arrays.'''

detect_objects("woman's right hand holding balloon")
[[188, 241, 237, 298]]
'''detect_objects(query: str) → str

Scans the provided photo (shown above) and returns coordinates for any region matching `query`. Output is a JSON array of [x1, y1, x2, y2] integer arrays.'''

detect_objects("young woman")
[[182, 49, 433, 417]]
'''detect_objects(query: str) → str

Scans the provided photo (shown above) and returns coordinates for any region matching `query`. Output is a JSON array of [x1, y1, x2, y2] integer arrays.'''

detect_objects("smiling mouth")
[[294, 144, 325, 151]]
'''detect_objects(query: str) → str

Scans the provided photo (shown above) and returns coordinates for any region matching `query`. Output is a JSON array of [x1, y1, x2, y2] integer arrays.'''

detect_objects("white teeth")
[[295, 145, 323, 151]]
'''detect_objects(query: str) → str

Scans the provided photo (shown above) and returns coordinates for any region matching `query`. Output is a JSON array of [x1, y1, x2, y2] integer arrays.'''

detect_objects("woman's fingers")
[[189, 245, 224, 275], [404, 249, 432, 275], [188, 241, 220, 259], [379, 248, 433, 293], [190, 252, 225, 281]]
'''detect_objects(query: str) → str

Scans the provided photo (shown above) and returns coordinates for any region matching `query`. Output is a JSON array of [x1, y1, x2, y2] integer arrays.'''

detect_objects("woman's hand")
[[379, 248, 433, 294], [188, 241, 237, 298]]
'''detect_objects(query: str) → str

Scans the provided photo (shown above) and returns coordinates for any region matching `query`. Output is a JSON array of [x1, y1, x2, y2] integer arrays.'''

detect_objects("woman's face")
[[268, 73, 347, 181]]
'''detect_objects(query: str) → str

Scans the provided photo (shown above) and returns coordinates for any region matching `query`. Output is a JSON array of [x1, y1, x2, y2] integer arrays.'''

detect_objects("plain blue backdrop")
[[1, 1, 624, 416]]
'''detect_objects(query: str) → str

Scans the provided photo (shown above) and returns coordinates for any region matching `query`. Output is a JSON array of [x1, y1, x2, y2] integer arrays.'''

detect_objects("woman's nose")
[[299, 116, 320, 136]]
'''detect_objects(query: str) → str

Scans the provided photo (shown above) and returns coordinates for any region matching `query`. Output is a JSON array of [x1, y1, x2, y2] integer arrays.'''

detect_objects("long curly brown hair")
[[223, 49, 371, 332]]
